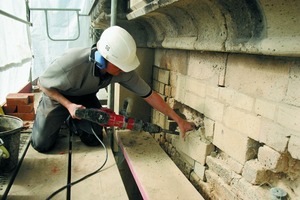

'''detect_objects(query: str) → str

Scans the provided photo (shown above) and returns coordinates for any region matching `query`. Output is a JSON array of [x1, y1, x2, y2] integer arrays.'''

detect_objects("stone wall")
[[151, 48, 300, 200]]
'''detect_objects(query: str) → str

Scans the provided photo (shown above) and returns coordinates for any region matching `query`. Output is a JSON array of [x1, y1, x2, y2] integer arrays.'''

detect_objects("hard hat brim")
[[111, 54, 140, 72]]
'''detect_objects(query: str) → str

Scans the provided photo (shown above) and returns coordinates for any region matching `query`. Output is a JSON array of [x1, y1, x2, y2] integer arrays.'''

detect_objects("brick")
[[214, 123, 259, 164], [206, 156, 240, 184], [3, 104, 17, 113], [152, 80, 160, 92], [223, 107, 261, 141], [277, 104, 300, 132], [6, 93, 34, 103], [18, 103, 34, 113], [259, 120, 290, 152], [152, 66, 159, 80], [204, 97, 224, 121], [242, 159, 270, 185], [158, 82, 165, 95], [6, 93, 29, 105], [288, 135, 300, 159], [7, 112, 35, 121], [157, 68, 170, 85], [173, 131, 214, 165], [164, 85, 172, 97], [254, 98, 277, 120], [257, 145, 289, 172]]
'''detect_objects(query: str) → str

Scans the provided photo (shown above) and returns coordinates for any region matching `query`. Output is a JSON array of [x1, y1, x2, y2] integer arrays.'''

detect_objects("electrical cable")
[[46, 125, 108, 200]]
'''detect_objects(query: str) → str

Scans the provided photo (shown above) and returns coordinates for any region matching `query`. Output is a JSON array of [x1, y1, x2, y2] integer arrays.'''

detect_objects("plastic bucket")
[[0, 115, 23, 173]]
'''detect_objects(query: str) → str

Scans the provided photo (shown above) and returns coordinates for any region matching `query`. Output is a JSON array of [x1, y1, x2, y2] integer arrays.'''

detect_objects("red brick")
[[7, 93, 34, 103], [6, 93, 29, 105], [7, 112, 36, 121], [3, 104, 17, 113], [18, 103, 34, 113]]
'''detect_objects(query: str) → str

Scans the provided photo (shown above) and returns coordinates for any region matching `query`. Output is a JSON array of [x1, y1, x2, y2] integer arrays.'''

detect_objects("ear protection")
[[89, 46, 107, 70]]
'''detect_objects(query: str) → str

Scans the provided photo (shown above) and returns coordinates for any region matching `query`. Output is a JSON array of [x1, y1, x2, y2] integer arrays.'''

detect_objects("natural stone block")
[[242, 159, 270, 185], [257, 145, 289, 172]]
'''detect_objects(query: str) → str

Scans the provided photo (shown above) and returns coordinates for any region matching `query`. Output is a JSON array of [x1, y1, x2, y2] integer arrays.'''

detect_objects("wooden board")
[[116, 130, 204, 200], [7, 132, 69, 200], [70, 135, 128, 200]]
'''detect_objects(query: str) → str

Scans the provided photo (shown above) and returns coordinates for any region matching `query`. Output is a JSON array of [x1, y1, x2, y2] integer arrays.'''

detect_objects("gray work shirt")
[[39, 47, 151, 97]]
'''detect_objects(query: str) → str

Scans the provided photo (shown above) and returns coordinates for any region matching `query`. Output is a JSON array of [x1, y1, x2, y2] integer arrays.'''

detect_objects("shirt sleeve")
[[111, 70, 152, 97]]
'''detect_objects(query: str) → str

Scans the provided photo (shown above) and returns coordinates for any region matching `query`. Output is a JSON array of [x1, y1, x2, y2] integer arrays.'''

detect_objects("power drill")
[[74, 107, 180, 135]]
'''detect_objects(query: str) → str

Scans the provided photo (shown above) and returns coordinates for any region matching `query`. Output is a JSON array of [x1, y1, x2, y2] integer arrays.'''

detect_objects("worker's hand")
[[178, 120, 196, 139], [67, 103, 85, 119]]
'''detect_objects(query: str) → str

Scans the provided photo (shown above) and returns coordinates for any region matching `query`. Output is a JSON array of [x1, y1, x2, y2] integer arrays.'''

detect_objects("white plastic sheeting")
[[29, 0, 92, 79], [0, 0, 92, 104], [0, 0, 32, 104]]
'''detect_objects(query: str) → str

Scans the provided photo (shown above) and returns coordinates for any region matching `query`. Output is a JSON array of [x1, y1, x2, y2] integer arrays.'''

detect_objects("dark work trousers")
[[31, 93, 102, 152]]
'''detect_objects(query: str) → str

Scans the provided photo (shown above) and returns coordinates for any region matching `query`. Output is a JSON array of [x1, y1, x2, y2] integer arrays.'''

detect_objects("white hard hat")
[[97, 26, 140, 72]]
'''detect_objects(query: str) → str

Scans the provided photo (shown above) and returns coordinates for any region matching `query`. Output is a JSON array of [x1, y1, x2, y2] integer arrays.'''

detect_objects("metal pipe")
[[110, 0, 117, 26], [108, 0, 118, 110], [0, 9, 32, 26]]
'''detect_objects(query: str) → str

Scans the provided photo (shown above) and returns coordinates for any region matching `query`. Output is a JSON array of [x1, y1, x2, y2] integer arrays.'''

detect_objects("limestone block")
[[205, 84, 219, 99], [204, 97, 224, 121], [175, 74, 186, 103], [277, 104, 300, 132], [203, 117, 215, 139], [206, 156, 240, 185], [259, 119, 290, 152], [254, 98, 277, 120], [185, 77, 206, 97], [288, 135, 300, 159], [185, 91, 205, 113], [226, 54, 289, 102], [223, 106, 261, 141], [219, 88, 254, 111], [173, 131, 214, 165], [257, 145, 289, 172], [283, 59, 300, 107], [188, 51, 226, 85], [205, 170, 240, 200], [242, 159, 270, 185], [231, 177, 269, 200], [194, 161, 206, 181], [214, 123, 259, 164]]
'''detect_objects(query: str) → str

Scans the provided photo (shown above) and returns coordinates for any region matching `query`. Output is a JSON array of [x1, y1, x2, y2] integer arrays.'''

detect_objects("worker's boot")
[[66, 117, 103, 146]]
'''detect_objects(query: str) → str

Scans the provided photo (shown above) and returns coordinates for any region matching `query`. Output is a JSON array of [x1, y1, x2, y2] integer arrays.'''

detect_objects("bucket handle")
[[0, 138, 10, 159]]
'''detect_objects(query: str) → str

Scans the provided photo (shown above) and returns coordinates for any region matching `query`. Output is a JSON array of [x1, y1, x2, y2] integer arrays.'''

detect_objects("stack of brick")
[[3, 93, 35, 121]]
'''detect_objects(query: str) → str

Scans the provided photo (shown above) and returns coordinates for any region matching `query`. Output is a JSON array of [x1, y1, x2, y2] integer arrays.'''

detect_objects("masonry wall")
[[151, 49, 300, 200]]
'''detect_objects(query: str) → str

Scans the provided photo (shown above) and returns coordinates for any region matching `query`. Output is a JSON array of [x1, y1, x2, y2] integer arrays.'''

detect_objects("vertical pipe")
[[108, 0, 118, 148], [108, 0, 118, 110], [110, 0, 117, 26]]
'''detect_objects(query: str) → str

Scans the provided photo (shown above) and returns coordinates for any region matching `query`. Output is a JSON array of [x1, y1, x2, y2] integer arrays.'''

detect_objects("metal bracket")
[[30, 8, 84, 41]]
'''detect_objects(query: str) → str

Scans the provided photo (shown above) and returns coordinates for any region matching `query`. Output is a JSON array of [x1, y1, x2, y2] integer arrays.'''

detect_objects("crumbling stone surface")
[[258, 145, 289, 173], [242, 159, 271, 185]]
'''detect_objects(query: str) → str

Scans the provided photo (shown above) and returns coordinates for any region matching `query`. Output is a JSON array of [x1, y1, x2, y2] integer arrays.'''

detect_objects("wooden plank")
[[70, 134, 128, 200], [7, 131, 70, 200], [116, 130, 204, 200]]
